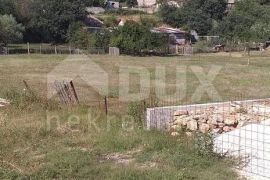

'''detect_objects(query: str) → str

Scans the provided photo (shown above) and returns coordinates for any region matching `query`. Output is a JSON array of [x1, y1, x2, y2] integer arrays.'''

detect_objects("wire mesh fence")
[[144, 93, 270, 178], [3, 44, 106, 55]]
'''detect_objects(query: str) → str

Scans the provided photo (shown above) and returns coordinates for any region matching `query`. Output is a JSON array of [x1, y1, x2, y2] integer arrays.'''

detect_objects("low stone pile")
[[169, 102, 270, 136], [0, 98, 10, 107]]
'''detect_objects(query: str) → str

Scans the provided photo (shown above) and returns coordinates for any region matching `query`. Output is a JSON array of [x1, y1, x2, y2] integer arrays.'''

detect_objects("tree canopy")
[[110, 21, 168, 55], [0, 14, 24, 44], [217, 0, 270, 42], [159, 0, 227, 35]]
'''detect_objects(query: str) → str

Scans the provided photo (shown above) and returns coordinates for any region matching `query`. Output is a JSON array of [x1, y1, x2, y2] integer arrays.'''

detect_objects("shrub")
[[140, 15, 160, 27], [127, 101, 145, 124], [0, 14, 25, 45], [110, 21, 168, 55], [194, 133, 215, 157], [67, 22, 96, 48], [103, 16, 118, 27]]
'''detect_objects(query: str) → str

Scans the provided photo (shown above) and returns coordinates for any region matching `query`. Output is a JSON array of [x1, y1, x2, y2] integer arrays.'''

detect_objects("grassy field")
[[1, 52, 270, 179]]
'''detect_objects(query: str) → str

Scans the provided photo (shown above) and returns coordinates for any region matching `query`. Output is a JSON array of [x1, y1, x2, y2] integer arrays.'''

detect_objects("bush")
[[194, 133, 215, 157], [103, 16, 118, 27], [127, 101, 145, 124], [0, 14, 24, 45], [67, 22, 96, 48], [193, 41, 214, 53], [110, 21, 168, 55], [140, 15, 160, 27]]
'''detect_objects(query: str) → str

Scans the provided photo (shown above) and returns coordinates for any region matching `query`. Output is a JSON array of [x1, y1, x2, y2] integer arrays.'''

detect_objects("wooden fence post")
[[27, 42, 30, 55], [55, 45, 57, 54], [69, 46, 71, 54]]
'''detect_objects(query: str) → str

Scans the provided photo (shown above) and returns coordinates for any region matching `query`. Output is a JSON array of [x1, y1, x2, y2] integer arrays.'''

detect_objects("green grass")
[[0, 94, 237, 179], [2, 53, 270, 179]]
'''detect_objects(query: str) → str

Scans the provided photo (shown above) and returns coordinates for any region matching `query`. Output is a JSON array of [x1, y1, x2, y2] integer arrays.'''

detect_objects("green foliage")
[[94, 30, 111, 51], [159, 0, 227, 35], [67, 22, 111, 50], [67, 22, 96, 48], [127, 101, 145, 124], [103, 16, 119, 27], [0, 14, 24, 44], [217, 0, 270, 42], [110, 21, 168, 55], [0, 0, 15, 15], [126, 0, 138, 7], [28, 0, 88, 43], [194, 133, 216, 157], [140, 15, 160, 27]]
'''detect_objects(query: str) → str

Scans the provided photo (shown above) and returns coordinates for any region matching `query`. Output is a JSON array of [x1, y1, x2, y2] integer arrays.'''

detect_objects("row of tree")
[[159, 0, 270, 42], [1, 0, 269, 53], [0, 0, 104, 43], [68, 21, 168, 55]]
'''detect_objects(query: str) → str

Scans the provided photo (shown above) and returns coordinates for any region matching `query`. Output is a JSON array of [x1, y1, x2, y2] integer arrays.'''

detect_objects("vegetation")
[[110, 21, 168, 55], [4, 54, 270, 179], [160, 0, 270, 42], [0, 14, 24, 45], [217, 0, 270, 42], [67, 22, 96, 48], [159, 0, 227, 35]]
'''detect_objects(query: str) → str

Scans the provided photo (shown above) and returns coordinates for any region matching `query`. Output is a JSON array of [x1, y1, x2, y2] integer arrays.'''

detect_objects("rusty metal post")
[[104, 96, 108, 116], [70, 81, 79, 104]]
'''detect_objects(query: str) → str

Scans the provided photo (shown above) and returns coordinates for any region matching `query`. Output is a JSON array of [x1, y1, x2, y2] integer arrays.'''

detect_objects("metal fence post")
[[104, 96, 108, 116]]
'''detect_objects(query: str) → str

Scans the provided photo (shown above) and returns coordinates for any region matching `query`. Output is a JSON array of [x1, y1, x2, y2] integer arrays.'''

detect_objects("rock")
[[212, 128, 222, 134], [185, 132, 193, 137], [0, 98, 10, 107], [224, 116, 238, 125], [217, 123, 225, 128], [173, 116, 183, 125], [192, 115, 200, 120], [171, 124, 181, 131], [212, 114, 223, 123], [223, 126, 230, 132], [187, 120, 198, 131], [229, 127, 235, 131], [181, 118, 189, 126], [199, 123, 210, 133], [237, 121, 246, 128], [174, 110, 189, 116], [199, 119, 207, 124], [207, 118, 218, 125], [171, 132, 180, 136]]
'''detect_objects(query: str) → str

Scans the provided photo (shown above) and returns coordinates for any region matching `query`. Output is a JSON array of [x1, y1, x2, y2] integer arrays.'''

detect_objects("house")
[[84, 15, 104, 27], [137, 0, 185, 8], [137, 0, 157, 7], [86, 7, 105, 14], [151, 27, 190, 45], [106, 0, 120, 9]]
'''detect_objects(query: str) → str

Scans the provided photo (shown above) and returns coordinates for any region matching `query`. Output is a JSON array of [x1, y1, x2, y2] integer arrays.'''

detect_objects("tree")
[[110, 21, 168, 55], [28, 0, 88, 43], [0, 0, 15, 15], [217, 0, 270, 42], [159, 0, 227, 35], [0, 14, 25, 44], [67, 22, 96, 48]]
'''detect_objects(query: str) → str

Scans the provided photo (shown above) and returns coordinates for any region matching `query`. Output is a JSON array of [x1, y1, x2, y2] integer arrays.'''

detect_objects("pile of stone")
[[169, 102, 270, 136], [0, 98, 10, 107]]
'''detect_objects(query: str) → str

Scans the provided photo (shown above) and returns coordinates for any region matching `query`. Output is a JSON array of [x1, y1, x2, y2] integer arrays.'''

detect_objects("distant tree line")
[[159, 0, 270, 42], [1, 0, 269, 54]]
